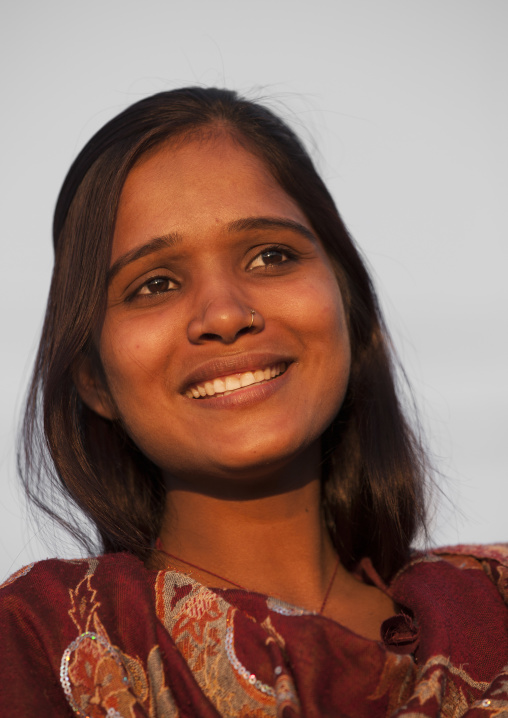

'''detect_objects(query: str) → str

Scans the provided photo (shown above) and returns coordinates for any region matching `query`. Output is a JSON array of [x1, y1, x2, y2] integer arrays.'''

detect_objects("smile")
[[185, 362, 288, 399]]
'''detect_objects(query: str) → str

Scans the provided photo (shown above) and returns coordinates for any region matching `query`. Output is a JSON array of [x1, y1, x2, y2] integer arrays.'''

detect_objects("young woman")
[[2, 88, 507, 717]]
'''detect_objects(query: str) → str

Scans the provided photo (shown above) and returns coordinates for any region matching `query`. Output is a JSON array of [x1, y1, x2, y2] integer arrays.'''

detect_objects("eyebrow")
[[107, 216, 317, 285], [226, 216, 317, 243], [107, 233, 182, 284]]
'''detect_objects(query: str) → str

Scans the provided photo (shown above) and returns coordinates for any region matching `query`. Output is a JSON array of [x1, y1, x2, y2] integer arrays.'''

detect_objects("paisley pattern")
[[154, 569, 299, 716], [1, 545, 508, 716]]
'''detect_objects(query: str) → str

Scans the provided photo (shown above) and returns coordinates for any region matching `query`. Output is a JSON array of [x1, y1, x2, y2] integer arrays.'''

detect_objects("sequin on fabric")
[[4, 547, 508, 716], [0, 562, 34, 589], [225, 617, 275, 697], [60, 632, 129, 717], [266, 596, 313, 617], [155, 569, 277, 715]]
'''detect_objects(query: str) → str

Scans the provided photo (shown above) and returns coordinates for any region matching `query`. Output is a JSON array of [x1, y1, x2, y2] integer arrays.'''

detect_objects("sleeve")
[[433, 543, 508, 606], [0, 564, 73, 716]]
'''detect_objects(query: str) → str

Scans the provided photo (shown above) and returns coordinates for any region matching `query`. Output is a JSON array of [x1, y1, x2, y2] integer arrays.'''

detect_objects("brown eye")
[[137, 276, 175, 295], [260, 249, 286, 265], [249, 246, 295, 270]]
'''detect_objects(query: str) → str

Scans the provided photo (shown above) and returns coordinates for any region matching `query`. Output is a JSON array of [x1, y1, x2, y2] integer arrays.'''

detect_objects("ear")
[[73, 355, 116, 420]]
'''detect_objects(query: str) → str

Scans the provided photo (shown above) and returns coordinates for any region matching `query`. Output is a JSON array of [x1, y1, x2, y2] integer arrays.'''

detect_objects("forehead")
[[112, 134, 312, 262]]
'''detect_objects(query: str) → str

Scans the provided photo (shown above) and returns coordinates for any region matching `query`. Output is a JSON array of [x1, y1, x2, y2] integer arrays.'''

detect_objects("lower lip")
[[183, 365, 292, 410]]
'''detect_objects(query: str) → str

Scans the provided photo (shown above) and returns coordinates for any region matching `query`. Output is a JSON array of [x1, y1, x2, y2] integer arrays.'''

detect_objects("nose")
[[187, 291, 263, 344]]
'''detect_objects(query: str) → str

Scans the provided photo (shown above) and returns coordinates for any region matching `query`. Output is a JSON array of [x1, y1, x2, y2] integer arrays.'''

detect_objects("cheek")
[[98, 314, 172, 409], [297, 273, 350, 352], [287, 272, 351, 405], [318, 303, 351, 404]]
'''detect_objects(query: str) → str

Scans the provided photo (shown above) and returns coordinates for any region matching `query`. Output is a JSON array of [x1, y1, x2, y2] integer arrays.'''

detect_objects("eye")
[[136, 275, 177, 296], [248, 246, 295, 270]]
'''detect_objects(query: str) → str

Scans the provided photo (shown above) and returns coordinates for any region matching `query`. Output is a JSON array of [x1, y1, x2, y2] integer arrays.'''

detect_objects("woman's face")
[[92, 134, 351, 488]]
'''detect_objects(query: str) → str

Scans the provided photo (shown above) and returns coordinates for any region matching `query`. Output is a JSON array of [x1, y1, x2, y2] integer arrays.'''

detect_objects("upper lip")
[[180, 352, 293, 392]]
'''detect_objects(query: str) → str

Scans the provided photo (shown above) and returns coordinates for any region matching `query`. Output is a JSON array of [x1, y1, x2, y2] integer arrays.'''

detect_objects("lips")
[[185, 362, 287, 399]]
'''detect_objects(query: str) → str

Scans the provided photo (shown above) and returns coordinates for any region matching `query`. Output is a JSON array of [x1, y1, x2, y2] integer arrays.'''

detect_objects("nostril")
[[187, 303, 263, 344], [237, 325, 254, 337]]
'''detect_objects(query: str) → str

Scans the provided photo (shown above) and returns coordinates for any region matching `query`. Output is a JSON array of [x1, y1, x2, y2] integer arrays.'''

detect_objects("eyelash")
[[248, 245, 297, 270], [129, 245, 298, 301], [132, 276, 178, 299]]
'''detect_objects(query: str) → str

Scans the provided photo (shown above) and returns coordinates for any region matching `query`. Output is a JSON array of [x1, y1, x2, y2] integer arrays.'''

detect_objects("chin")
[[162, 434, 320, 495]]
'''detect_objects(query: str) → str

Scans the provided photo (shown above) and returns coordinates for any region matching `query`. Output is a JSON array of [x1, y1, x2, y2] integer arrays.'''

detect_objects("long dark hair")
[[19, 87, 429, 580]]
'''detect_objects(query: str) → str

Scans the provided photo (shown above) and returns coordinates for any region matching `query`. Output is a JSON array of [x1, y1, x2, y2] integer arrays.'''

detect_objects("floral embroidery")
[[68, 559, 101, 635], [61, 559, 174, 717], [393, 655, 491, 717], [145, 645, 179, 716], [41, 547, 508, 717], [367, 651, 416, 714], [156, 569, 277, 716], [60, 631, 131, 718]]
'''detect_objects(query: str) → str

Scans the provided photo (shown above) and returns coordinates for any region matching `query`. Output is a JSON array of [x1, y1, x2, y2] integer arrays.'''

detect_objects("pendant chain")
[[155, 539, 340, 615]]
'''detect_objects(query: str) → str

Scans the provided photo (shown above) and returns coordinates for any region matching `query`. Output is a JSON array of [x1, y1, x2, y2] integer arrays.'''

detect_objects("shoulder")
[[1, 556, 93, 591], [404, 542, 508, 575], [394, 542, 508, 574], [0, 552, 157, 672], [431, 542, 508, 567], [391, 543, 508, 606], [0, 556, 94, 616], [1, 551, 145, 588], [0, 554, 157, 715], [0, 552, 153, 619]]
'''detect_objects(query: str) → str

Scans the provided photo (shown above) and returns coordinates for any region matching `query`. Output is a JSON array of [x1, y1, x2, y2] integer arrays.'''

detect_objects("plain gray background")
[[1, 0, 507, 581]]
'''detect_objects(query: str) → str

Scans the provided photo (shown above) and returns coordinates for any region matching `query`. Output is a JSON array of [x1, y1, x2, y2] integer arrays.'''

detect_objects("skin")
[[78, 132, 396, 641]]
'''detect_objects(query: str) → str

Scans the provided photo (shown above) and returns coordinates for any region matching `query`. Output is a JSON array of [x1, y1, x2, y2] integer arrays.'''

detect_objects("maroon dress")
[[2, 544, 508, 717]]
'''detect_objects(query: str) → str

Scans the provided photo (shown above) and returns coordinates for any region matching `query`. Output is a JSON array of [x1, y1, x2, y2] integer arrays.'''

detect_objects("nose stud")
[[249, 309, 256, 329]]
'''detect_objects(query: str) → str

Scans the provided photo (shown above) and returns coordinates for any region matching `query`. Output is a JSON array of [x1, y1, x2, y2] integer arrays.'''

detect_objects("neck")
[[157, 451, 399, 641], [158, 460, 345, 611]]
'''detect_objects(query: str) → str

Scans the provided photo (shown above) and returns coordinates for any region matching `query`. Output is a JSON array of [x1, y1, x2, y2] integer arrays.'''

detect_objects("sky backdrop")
[[1, 0, 507, 580]]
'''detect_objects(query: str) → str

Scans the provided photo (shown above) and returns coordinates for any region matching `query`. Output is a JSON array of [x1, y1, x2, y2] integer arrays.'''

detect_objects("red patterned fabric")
[[1, 544, 508, 717]]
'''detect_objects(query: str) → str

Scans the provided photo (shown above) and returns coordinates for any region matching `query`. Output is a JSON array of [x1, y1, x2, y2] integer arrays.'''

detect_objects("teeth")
[[240, 371, 256, 388], [225, 376, 241, 391], [213, 378, 226, 394], [186, 362, 287, 399]]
